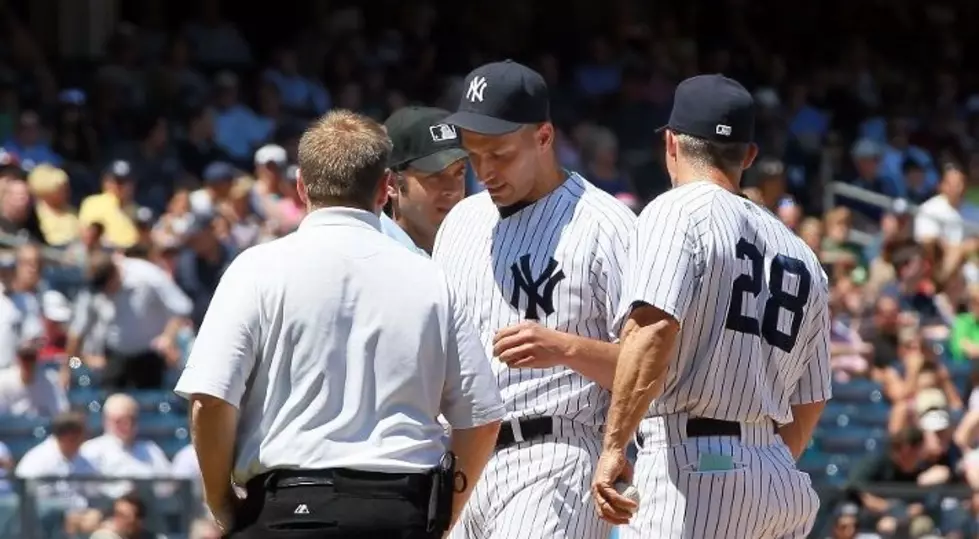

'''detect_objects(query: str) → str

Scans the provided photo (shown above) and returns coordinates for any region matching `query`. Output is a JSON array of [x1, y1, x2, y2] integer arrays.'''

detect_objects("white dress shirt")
[[175, 207, 504, 484], [15, 436, 98, 507], [0, 365, 68, 418], [79, 434, 172, 498]]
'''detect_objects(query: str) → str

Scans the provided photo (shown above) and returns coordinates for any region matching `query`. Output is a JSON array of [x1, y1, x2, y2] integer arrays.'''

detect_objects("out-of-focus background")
[[2, 0, 979, 537]]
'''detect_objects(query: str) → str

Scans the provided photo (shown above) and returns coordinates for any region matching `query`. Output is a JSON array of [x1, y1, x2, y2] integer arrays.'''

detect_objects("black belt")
[[496, 417, 553, 449], [245, 468, 432, 497], [635, 418, 778, 448]]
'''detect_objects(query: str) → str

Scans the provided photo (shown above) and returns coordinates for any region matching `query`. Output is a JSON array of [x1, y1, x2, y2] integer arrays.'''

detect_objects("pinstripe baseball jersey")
[[617, 181, 831, 425], [433, 171, 635, 427]]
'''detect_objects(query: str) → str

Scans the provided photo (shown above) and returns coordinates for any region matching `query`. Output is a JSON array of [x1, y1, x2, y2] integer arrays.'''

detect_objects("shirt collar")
[[298, 207, 382, 233]]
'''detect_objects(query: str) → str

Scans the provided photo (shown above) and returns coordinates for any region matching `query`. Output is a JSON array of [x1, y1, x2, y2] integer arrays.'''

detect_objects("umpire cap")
[[660, 74, 755, 144], [385, 107, 468, 173], [445, 60, 550, 135]]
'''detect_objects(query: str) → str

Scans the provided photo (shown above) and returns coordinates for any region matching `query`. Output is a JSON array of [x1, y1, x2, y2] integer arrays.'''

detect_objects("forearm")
[[163, 317, 189, 340], [562, 336, 619, 390], [189, 395, 238, 510], [447, 421, 501, 529], [777, 401, 825, 460], [603, 319, 675, 452]]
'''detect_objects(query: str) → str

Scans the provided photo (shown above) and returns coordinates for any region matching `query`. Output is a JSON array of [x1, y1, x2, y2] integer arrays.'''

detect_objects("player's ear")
[[296, 168, 309, 207], [535, 123, 554, 151], [374, 169, 393, 214], [665, 130, 679, 160]]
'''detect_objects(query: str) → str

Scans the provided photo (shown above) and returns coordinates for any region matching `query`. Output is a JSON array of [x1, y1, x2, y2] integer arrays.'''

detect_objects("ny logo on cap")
[[715, 124, 732, 137], [430, 124, 458, 142], [466, 76, 488, 103]]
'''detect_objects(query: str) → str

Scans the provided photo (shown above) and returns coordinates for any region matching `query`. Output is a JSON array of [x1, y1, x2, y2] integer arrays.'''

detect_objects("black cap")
[[104, 159, 133, 179], [660, 74, 755, 144], [445, 60, 549, 135], [385, 107, 468, 173]]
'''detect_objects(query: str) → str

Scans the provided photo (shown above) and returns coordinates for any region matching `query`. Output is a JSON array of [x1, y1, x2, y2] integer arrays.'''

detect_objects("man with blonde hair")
[[176, 109, 503, 537], [28, 164, 79, 246]]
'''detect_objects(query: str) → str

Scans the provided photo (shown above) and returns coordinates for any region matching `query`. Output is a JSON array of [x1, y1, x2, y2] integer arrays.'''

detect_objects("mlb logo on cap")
[[659, 74, 756, 144], [430, 124, 458, 142]]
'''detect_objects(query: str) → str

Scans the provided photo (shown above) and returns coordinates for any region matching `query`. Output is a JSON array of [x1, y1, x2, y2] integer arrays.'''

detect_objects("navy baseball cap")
[[660, 74, 755, 144], [203, 161, 235, 184], [445, 60, 550, 136], [385, 107, 468, 173]]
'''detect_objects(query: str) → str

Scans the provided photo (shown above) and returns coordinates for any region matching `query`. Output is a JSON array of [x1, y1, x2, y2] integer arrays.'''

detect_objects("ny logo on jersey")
[[466, 76, 488, 103], [509, 254, 565, 320]]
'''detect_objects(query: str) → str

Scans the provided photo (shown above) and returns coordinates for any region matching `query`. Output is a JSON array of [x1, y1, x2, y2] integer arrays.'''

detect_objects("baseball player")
[[434, 60, 636, 539], [380, 106, 468, 255], [592, 74, 831, 539]]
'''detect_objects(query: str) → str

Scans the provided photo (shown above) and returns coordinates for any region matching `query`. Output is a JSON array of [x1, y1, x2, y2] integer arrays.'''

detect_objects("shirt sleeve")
[[440, 283, 505, 429], [151, 270, 194, 318], [174, 254, 261, 408], [616, 198, 702, 327], [68, 290, 95, 338], [596, 218, 632, 340], [790, 277, 833, 405]]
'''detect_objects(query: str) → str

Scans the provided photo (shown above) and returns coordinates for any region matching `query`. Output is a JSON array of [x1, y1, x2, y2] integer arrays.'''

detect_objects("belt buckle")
[[508, 418, 525, 444]]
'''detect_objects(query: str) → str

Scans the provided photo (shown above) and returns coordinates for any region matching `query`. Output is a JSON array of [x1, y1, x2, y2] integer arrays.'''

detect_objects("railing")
[[823, 181, 979, 246], [0, 477, 201, 539]]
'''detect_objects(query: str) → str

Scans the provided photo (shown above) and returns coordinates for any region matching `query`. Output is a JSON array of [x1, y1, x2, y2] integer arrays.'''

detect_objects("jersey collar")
[[298, 207, 382, 233]]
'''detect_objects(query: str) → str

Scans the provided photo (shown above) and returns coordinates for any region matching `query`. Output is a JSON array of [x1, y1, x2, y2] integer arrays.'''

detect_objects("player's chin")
[[485, 185, 516, 206]]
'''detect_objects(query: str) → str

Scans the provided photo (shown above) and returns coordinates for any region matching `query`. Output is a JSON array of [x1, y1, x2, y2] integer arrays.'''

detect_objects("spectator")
[[914, 388, 961, 483], [881, 243, 950, 336], [188, 161, 234, 216], [38, 289, 71, 358], [829, 290, 872, 382], [212, 72, 270, 163], [4, 110, 63, 169], [89, 492, 164, 539], [28, 164, 80, 246], [51, 89, 99, 170], [177, 107, 229, 180], [8, 243, 46, 340], [273, 164, 304, 235], [169, 444, 200, 494], [78, 160, 139, 249], [218, 175, 264, 250], [900, 158, 935, 205], [0, 176, 47, 243], [251, 143, 287, 219], [181, 0, 251, 67], [841, 138, 890, 222], [67, 252, 192, 390], [262, 47, 330, 117], [582, 127, 633, 198], [951, 285, 979, 363], [822, 207, 864, 268], [15, 411, 98, 533], [848, 426, 940, 536], [79, 394, 171, 500], [108, 113, 183, 213], [173, 212, 234, 329], [915, 164, 972, 247], [0, 343, 68, 417], [151, 186, 193, 250]]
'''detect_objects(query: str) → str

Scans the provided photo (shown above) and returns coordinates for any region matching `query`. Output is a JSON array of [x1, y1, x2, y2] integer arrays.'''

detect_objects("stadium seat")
[[845, 402, 891, 429], [68, 387, 107, 412], [5, 435, 43, 460], [68, 359, 102, 388], [139, 413, 188, 438], [0, 415, 50, 438], [129, 389, 180, 414], [818, 426, 886, 455], [831, 379, 884, 405], [157, 437, 190, 460], [798, 452, 851, 484]]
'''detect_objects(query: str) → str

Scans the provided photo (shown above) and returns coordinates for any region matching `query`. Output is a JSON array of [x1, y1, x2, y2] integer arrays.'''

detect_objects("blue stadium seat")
[[68, 359, 102, 389], [831, 379, 885, 405], [68, 387, 107, 412], [0, 415, 50, 438], [798, 452, 851, 484], [157, 437, 190, 460], [818, 426, 886, 455], [129, 389, 180, 414], [139, 413, 188, 438], [846, 402, 891, 429], [5, 435, 43, 460]]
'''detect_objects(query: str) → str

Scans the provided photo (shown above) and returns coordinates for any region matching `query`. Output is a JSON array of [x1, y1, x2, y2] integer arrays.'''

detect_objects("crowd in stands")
[[0, 0, 979, 537]]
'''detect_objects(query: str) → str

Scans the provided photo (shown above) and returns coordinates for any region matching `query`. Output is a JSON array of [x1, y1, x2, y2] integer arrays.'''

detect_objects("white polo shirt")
[[15, 436, 99, 507], [175, 207, 504, 484]]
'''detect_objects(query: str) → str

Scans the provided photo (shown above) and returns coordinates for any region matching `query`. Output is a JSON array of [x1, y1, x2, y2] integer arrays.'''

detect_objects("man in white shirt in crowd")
[[170, 443, 201, 497], [79, 393, 172, 499], [16, 411, 98, 535], [0, 343, 68, 417], [0, 288, 24, 369]]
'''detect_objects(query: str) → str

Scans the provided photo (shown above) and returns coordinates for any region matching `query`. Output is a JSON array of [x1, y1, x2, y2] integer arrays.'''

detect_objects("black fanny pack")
[[426, 451, 458, 533]]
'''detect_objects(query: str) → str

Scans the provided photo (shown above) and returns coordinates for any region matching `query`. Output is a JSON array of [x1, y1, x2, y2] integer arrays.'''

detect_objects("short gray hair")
[[675, 133, 750, 174], [297, 110, 393, 209]]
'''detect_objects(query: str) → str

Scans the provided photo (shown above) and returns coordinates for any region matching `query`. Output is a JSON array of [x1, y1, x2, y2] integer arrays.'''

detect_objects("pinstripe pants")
[[620, 415, 819, 539], [448, 423, 612, 539]]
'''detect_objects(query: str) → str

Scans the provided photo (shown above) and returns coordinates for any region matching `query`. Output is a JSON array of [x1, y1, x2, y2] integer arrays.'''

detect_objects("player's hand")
[[592, 449, 638, 526], [493, 321, 569, 369]]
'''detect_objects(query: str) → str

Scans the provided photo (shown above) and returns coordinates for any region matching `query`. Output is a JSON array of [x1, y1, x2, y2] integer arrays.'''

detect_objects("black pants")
[[103, 349, 166, 390], [230, 469, 441, 539]]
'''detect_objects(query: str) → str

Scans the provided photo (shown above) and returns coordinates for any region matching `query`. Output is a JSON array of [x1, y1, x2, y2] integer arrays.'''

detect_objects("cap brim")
[[444, 111, 523, 135], [408, 148, 469, 174]]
